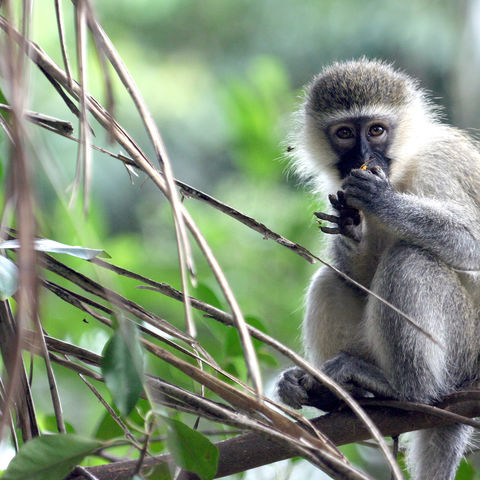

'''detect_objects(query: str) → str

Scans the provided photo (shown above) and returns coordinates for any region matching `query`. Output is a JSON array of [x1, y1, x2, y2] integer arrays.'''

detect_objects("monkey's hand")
[[342, 166, 393, 213], [314, 190, 362, 243]]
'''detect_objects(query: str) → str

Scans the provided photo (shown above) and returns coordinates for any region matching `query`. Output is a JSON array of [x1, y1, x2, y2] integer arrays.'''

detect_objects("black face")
[[326, 117, 393, 179]]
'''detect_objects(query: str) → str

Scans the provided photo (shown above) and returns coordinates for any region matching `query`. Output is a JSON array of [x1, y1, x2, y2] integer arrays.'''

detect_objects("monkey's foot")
[[275, 366, 344, 411]]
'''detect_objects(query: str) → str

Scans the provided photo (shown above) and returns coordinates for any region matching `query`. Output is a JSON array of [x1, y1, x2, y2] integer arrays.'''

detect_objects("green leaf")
[[2, 434, 101, 480], [0, 255, 18, 300], [165, 418, 218, 480], [258, 351, 278, 367], [0, 239, 109, 260], [194, 283, 224, 310], [38, 414, 75, 434], [146, 463, 173, 480], [102, 323, 144, 416], [93, 411, 124, 441]]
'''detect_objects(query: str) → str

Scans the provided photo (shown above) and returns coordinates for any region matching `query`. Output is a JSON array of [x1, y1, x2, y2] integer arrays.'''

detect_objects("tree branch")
[[64, 391, 480, 480]]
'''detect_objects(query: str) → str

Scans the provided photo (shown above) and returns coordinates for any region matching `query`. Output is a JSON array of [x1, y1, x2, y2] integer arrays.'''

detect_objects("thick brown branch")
[[65, 393, 480, 480]]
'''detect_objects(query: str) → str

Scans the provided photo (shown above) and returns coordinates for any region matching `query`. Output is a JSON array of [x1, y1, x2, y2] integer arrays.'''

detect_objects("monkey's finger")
[[314, 211, 340, 223], [337, 190, 348, 206], [343, 176, 378, 193], [348, 169, 376, 181], [328, 193, 341, 210], [320, 226, 340, 235], [371, 166, 388, 180]]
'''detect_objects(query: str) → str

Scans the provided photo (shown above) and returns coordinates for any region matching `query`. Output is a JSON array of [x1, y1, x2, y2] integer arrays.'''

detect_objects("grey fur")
[[276, 59, 480, 480], [307, 59, 416, 120]]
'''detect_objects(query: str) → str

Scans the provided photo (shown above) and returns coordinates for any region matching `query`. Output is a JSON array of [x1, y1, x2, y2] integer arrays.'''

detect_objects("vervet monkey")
[[276, 59, 480, 480]]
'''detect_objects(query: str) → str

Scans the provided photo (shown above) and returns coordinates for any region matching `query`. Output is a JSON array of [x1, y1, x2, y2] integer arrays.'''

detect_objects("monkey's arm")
[[343, 168, 480, 271]]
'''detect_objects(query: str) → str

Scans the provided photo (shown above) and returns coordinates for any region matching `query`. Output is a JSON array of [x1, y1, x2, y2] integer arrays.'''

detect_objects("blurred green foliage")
[[0, 0, 478, 478]]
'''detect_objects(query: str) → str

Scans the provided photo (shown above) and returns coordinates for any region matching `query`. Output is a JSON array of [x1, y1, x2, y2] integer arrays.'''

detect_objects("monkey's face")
[[326, 117, 393, 179]]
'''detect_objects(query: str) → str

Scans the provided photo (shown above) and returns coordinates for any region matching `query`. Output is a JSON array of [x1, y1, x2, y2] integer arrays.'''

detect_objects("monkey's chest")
[[354, 221, 395, 287]]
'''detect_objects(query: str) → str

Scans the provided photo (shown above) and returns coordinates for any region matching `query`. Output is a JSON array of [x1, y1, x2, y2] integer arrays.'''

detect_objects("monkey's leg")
[[406, 425, 474, 480], [276, 267, 368, 411], [365, 242, 478, 480]]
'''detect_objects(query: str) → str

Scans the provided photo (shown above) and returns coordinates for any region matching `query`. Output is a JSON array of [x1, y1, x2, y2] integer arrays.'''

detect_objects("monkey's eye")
[[368, 125, 385, 137], [335, 127, 354, 139]]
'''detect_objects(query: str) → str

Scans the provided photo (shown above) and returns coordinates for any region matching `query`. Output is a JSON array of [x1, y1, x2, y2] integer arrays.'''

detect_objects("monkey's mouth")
[[336, 151, 391, 179]]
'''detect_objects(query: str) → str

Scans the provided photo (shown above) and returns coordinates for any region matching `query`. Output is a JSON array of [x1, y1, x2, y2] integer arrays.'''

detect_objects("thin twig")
[[0, 103, 73, 133], [73, 366, 141, 449], [133, 416, 155, 476], [33, 316, 66, 433], [0, 377, 18, 452], [54, 0, 73, 88]]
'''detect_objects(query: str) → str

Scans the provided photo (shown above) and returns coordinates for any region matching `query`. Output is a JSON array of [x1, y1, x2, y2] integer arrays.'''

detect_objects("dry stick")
[[0, 103, 73, 133], [359, 397, 480, 429], [176, 179, 315, 263], [54, 0, 73, 88], [72, 0, 91, 214], [133, 416, 154, 477], [86, 11, 115, 145], [0, 110, 13, 142], [0, 3, 39, 443], [74, 369, 141, 449], [39, 253, 200, 350], [38, 65, 82, 120], [0, 377, 19, 452], [32, 316, 66, 433], [0, 301, 38, 440], [41, 279, 224, 372], [49, 353, 103, 380], [0, 18, 402, 477]]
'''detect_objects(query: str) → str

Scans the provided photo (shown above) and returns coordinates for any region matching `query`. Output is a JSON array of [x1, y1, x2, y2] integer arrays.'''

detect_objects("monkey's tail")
[[405, 424, 473, 480]]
